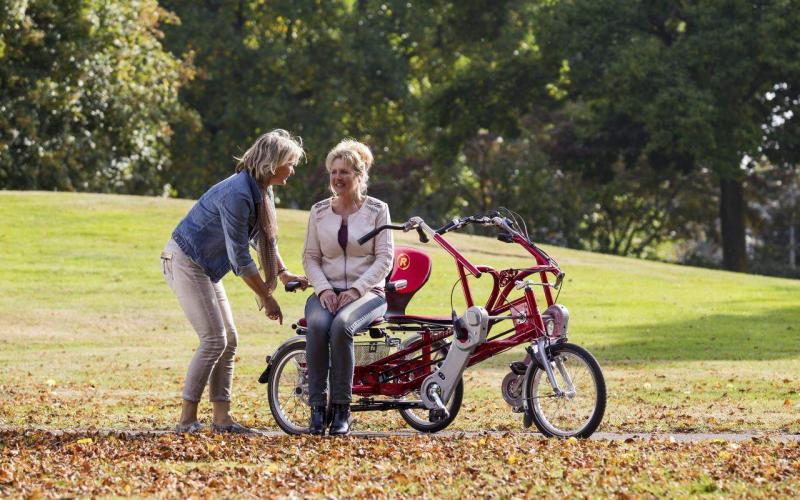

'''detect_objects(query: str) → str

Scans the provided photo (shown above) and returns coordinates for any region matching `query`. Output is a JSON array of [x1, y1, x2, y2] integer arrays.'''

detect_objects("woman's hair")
[[324, 139, 374, 196], [235, 129, 305, 189]]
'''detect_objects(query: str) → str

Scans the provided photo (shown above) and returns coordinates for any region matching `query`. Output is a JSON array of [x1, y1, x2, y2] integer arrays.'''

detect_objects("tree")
[[0, 0, 187, 194], [535, 0, 800, 271], [159, 0, 427, 209]]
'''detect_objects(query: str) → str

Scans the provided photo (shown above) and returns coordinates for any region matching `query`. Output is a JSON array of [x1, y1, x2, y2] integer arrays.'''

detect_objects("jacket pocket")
[[160, 251, 174, 280]]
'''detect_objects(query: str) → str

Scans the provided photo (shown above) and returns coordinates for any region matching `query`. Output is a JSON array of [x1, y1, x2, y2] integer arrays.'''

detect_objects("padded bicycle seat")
[[293, 246, 434, 333], [385, 246, 432, 316]]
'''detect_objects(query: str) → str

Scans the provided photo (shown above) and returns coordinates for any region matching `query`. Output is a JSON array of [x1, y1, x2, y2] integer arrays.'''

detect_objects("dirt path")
[[2, 426, 798, 442]]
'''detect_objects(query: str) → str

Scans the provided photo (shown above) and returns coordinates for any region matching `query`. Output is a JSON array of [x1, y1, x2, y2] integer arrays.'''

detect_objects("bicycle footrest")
[[429, 409, 447, 422], [509, 361, 527, 375]]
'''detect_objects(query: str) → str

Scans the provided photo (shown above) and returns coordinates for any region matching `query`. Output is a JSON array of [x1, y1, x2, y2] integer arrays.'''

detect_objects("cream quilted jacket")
[[302, 196, 394, 297]]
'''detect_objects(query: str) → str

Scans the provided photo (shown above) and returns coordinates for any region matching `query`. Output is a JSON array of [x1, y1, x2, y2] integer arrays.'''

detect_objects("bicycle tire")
[[525, 342, 606, 438], [398, 379, 463, 433], [267, 339, 311, 435]]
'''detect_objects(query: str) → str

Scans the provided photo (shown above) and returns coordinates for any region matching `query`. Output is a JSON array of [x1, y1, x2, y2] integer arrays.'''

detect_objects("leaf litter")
[[1, 430, 799, 497]]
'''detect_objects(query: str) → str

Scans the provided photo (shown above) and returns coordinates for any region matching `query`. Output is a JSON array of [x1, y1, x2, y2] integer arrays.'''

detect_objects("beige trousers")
[[161, 238, 238, 403]]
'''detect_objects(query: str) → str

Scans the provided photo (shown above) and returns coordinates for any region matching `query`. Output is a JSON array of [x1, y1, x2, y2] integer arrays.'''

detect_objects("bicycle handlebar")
[[357, 224, 406, 245], [357, 213, 515, 245], [435, 213, 513, 235]]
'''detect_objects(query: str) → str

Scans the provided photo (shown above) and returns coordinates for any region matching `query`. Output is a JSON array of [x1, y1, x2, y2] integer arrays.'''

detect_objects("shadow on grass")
[[581, 305, 800, 362], [489, 305, 800, 366]]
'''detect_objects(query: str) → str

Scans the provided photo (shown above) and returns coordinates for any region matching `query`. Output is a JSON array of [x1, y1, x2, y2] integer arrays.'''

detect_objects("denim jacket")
[[172, 171, 271, 282]]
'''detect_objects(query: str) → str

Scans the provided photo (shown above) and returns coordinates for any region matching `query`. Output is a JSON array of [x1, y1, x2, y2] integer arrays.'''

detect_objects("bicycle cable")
[[448, 274, 464, 316]]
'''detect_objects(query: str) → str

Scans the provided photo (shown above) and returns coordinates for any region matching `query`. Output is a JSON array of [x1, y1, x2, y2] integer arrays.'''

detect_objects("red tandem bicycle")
[[260, 210, 606, 437]]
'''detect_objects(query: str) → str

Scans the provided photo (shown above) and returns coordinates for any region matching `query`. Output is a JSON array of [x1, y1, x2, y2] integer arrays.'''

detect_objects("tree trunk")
[[719, 177, 747, 272]]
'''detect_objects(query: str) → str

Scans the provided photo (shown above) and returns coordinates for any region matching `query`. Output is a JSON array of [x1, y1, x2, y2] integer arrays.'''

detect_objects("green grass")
[[1, 190, 799, 433]]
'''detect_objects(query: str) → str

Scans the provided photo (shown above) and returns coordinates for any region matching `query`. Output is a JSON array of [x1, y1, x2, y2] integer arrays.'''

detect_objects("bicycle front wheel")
[[525, 342, 606, 438]]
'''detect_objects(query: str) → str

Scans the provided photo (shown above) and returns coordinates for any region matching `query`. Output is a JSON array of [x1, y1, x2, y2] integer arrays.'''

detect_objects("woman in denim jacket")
[[162, 129, 308, 434], [302, 139, 394, 435]]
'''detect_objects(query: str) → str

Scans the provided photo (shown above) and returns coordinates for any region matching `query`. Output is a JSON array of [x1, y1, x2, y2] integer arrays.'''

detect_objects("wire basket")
[[354, 341, 393, 366]]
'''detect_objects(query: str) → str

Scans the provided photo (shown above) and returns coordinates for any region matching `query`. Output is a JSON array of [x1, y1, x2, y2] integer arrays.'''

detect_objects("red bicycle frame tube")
[[351, 225, 564, 398]]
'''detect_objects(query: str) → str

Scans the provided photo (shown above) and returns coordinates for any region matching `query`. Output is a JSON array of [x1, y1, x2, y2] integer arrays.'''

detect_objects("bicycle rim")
[[269, 344, 311, 434]]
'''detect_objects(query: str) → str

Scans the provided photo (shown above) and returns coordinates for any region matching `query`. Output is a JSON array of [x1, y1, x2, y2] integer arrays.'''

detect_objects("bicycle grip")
[[357, 228, 380, 245], [416, 227, 429, 243], [284, 281, 303, 292]]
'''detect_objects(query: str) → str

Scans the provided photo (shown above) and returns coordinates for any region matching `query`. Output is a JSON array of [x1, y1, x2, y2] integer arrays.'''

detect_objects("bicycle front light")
[[542, 304, 570, 338]]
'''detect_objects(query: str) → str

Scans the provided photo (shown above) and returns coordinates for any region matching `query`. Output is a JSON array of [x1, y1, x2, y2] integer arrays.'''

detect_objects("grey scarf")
[[255, 189, 279, 302]]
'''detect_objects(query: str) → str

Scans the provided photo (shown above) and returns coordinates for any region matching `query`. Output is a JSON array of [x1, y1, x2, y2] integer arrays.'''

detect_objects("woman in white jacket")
[[302, 139, 394, 436]]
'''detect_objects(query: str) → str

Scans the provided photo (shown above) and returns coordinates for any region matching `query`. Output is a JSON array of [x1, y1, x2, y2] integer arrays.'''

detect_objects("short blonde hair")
[[325, 139, 373, 196], [235, 129, 305, 189]]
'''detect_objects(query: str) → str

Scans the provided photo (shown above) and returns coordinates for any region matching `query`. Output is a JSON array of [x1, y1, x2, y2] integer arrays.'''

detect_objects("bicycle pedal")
[[509, 362, 527, 375]]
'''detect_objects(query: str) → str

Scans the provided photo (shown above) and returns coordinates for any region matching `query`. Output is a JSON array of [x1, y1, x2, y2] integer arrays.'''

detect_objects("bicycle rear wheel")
[[396, 334, 462, 432], [525, 342, 606, 438], [398, 379, 463, 432]]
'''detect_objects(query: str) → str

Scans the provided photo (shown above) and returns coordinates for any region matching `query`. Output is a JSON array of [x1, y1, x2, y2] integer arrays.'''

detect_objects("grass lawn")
[[1, 190, 799, 497], [1, 190, 799, 434]]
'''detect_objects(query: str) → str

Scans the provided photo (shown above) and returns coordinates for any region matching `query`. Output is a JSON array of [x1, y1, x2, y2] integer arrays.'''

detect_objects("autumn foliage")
[[2, 430, 799, 497]]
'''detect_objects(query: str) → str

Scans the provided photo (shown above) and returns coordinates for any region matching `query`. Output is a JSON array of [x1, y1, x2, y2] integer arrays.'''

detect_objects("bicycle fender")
[[521, 357, 536, 428], [257, 336, 306, 384], [521, 344, 546, 428]]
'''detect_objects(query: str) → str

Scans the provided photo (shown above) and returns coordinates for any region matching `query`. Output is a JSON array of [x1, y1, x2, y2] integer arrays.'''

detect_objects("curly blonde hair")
[[325, 139, 373, 196]]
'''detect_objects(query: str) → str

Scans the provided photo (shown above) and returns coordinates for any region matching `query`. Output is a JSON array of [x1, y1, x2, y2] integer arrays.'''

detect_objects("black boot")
[[309, 406, 326, 435], [329, 403, 351, 436]]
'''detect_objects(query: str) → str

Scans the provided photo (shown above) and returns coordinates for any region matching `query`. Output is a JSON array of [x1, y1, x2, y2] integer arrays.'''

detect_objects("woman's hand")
[[319, 289, 338, 313], [336, 288, 361, 311], [262, 295, 283, 324], [279, 270, 309, 289]]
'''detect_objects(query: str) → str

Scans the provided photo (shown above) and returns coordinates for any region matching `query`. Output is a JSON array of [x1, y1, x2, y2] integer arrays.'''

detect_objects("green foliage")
[[534, 0, 800, 270], [159, 0, 426, 205], [536, 0, 800, 177], [421, 1, 800, 272], [0, 0, 187, 194], [3, 1, 799, 275]]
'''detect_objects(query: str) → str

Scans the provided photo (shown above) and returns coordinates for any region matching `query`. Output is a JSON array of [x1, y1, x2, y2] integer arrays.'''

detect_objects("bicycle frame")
[[351, 217, 565, 400]]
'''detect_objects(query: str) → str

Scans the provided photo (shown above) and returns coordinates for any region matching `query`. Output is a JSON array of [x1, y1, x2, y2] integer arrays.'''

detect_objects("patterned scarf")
[[255, 189, 279, 302]]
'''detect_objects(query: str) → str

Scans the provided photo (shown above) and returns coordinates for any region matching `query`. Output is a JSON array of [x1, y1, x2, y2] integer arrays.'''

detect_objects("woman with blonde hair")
[[162, 129, 308, 434], [302, 139, 394, 435]]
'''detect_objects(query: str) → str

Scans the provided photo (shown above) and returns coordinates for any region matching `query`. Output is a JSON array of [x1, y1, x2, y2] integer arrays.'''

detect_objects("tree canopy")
[[2, 0, 799, 275], [0, 0, 187, 194]]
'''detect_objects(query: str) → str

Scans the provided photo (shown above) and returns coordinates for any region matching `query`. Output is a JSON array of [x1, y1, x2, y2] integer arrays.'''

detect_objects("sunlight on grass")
[[1, 191, 799, 433]]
